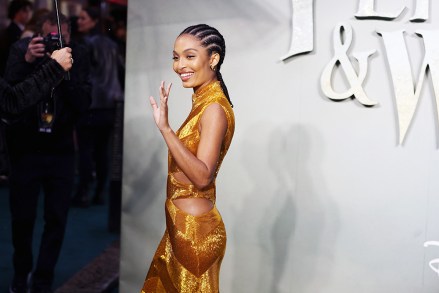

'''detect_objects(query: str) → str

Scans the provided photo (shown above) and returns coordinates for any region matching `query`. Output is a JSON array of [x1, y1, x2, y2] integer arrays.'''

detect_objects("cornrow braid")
[[180, 24, 233, 107], [216, 71, 232, 107]]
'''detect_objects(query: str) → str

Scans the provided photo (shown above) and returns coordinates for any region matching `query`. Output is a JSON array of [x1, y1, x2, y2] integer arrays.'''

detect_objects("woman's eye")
[[187, 55, 195, 59], [172, 56, 179, 61]]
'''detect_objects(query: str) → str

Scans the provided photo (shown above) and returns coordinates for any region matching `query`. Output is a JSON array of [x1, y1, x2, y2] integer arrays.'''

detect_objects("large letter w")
[[378, 30, 439, 144]]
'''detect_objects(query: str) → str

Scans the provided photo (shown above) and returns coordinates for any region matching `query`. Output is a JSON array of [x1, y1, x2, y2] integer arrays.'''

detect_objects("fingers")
[[149, 96, 158, 110], [25, 37, 45, 63], [150, 83, 171, 130], [30, 45, 45, 55], [159, 81, 172, 96], [166, 82, 172, 97], [160, 81, 166, 99], [29, 36, 44, 46], [50, 47, 73, 71], [53, 47, 72, 57], [159, 81, 172, 105], [29, 37, 45, 55]]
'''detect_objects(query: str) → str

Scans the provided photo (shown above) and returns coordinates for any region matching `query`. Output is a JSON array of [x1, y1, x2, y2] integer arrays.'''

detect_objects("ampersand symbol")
[[321, 23, 377, 106]]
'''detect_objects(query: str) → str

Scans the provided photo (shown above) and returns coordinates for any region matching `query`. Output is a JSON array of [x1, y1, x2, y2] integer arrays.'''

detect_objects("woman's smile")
[[179, 72, 194, 82]]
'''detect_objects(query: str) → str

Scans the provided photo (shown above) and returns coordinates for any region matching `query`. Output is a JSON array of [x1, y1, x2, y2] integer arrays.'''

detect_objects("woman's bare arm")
[[149, 81, 227, 189]]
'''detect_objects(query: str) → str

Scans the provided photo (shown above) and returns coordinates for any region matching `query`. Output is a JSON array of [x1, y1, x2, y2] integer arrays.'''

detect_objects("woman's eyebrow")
[[173, 48, 199, 54]]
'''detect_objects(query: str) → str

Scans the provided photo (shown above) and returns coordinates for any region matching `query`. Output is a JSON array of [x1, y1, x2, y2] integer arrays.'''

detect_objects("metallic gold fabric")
[[141, 81, 235, 293]]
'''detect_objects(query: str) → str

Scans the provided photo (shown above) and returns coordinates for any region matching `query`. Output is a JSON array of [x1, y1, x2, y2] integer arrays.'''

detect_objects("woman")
[[72, 7, 123, 206], [141, 24, 235, 293]]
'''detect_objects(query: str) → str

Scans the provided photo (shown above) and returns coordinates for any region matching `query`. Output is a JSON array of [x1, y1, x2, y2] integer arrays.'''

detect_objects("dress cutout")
[[141, 81, 235, 293]]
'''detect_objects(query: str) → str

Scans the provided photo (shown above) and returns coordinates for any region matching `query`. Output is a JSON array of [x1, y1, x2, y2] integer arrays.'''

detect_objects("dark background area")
[[0, 0, 127, 291]]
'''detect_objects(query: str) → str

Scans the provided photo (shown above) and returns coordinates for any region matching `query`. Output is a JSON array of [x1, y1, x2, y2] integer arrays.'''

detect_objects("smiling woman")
[[140, 24, 235, 293], [173, 34, 219, 92]]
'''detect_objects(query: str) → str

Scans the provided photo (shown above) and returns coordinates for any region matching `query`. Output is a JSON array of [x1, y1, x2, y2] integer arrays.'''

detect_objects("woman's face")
[[173, 34, 218, 92], [77, 10, 97, 33]]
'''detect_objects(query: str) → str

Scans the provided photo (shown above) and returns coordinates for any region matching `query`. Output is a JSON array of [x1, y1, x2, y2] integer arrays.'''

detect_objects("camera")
[[37, 32, 65, 53]]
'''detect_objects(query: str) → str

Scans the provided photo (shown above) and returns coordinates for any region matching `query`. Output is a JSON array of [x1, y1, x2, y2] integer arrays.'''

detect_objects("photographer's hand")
[[25, 36, 45, 63], [51, 47, 73, 71]]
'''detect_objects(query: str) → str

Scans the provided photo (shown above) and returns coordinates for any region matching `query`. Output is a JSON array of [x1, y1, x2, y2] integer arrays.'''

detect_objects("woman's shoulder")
[[204, 94, 233, 116], [201, 97, 235, 134]]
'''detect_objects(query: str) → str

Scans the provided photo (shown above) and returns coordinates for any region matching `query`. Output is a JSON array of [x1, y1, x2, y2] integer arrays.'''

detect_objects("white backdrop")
[[120, 0, 439, 292]]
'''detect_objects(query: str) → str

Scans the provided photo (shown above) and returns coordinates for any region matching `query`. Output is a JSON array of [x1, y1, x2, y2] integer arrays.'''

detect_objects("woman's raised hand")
[[149, 81, 172, 132]]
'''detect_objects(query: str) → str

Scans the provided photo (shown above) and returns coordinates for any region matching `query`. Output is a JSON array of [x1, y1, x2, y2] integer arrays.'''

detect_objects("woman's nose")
[[178, 59, 186, 69]]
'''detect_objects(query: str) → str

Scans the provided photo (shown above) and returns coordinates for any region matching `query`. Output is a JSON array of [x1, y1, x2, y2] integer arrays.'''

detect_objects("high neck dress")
[[141, 81, 235, 293]]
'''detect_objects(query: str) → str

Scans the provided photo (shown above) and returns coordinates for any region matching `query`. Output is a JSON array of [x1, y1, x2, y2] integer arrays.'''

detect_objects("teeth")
[[181, 73, 193, 78]]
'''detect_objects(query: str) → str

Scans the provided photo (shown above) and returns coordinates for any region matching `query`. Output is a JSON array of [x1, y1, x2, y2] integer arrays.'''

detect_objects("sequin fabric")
[[141, 81, 235, 293]]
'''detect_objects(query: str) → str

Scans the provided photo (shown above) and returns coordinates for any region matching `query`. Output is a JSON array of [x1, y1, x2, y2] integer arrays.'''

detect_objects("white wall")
[[120, 0, 439, 292]]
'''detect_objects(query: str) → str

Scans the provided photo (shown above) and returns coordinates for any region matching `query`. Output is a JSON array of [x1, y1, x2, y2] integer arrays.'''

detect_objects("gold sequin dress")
[[141, 81, 235, 293]]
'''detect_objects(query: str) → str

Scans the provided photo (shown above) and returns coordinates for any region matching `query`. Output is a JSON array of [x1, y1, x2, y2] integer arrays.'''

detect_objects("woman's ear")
[[210, 52, 220, 69]]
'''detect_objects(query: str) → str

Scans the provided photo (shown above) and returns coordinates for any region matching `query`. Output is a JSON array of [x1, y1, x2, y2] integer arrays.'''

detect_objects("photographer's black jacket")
[[0, 59, 64, 115], [4, 37, 91, 156]]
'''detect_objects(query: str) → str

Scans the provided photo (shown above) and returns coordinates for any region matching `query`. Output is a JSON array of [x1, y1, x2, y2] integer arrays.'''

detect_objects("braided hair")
[[179, 24, 233, 107]]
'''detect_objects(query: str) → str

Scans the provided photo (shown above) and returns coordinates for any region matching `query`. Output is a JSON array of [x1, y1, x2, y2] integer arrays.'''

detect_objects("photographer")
[[4, 12, 91, 293], [0, 48, 72, 179], [0, 48, 72, 116]]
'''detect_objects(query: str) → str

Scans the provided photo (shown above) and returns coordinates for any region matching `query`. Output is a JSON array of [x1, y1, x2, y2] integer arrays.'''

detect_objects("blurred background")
[[0, 0, 127, 292]]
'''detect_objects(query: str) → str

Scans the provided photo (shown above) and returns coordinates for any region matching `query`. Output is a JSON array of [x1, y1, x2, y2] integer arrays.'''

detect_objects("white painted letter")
[[355, 0, 405, 20], [281, 0, 314, 61], [378, 30, 439, 144], [411, 0, 430, 22]]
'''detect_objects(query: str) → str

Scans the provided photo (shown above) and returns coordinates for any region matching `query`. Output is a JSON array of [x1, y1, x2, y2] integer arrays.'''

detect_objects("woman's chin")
[[181, 82, 192, 89]]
